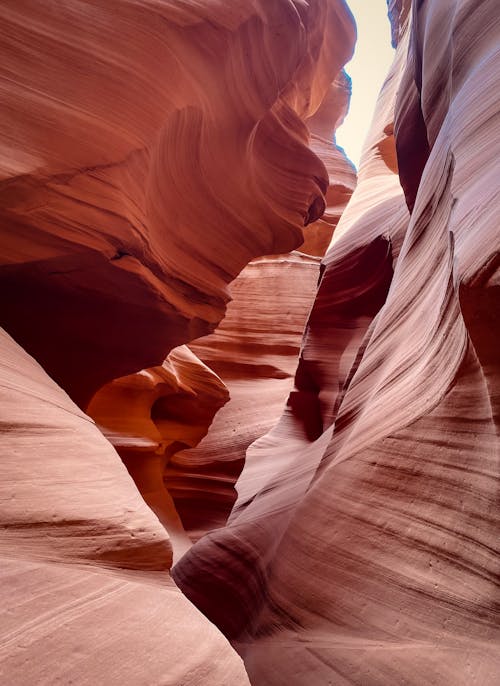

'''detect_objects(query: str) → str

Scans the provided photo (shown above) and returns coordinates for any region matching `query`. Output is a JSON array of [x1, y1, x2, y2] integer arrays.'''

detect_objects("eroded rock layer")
[[87, 345, 229, 560], [87, 108, 356, 550], [0, 1, 357, 684], [78, 3, 356, 552], [167, 252, 325, 541], [0, 0, 355, 408], [0, 328, 249, 685], [174, 1, 500, 683]]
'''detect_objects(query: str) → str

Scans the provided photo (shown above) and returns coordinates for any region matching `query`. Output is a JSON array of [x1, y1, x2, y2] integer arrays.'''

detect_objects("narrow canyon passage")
[[0, 1, 499, 685]]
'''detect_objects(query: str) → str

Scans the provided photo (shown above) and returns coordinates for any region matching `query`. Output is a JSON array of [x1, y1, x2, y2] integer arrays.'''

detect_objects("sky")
[[335, 0, 395, 168]]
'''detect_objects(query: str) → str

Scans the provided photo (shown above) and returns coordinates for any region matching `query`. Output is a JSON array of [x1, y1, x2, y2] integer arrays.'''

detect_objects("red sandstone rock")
[[300, 70, 357, 255], [2, 0, 499, 684], [0, 328, 249, 685], [168, 252, 325, 540], [174, 1, 500, 683], [87, 345, 229, 560], [0, 2, 356, 684], [94, 88, 356, 545], [0, 0, 354, 408]]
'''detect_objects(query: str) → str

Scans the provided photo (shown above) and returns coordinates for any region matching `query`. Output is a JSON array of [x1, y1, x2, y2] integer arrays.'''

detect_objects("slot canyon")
[[0, 1, 499, 684]]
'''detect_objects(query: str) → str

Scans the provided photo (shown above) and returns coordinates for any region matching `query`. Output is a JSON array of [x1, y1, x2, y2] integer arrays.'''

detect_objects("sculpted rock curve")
[[174, 2, 500, 683], [0, 0, 354, 407]]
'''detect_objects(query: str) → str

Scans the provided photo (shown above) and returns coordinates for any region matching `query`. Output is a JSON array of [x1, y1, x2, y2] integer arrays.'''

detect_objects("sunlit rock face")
[[0, 0, 354, 408], [300, 70, 357, 255], [174, 1, 500, 683], [0, 328, 249, 685]]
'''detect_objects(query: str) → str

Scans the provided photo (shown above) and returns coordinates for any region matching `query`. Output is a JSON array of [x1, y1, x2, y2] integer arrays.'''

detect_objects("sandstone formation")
[[168, 252, 327, 541], [0, 1, 357, 684], [0, 328, 249, 685], [0, 0, 355, 408], [174, 1, 500, 684], [2, 0, 499, 684], [87, 345, 229, 560], [85, 77, 356, 548], [165, 93, 357, 540]]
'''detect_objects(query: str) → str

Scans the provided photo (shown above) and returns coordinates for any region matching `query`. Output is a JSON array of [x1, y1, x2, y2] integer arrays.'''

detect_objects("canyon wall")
[[174, 0, 500, 684], [0, 0, 354, 407], [1, 0, 498, 684], [0, 1, 357, 683], [0, 327, 249, 685], [88, 72, 356, 553]]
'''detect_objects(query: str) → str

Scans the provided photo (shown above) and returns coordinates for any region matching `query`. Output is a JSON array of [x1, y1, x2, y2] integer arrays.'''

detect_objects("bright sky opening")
[[335, 0, 395, 168]]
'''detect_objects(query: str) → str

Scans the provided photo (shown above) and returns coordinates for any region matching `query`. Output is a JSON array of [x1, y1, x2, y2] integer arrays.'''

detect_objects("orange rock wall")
[[81, 4, 356, 555], [0, 0, 354, 407], [0, 2, 357, 684], [174, 1, 500, 683], [1, 1, 499, 684], [0, 328, 250, 685]]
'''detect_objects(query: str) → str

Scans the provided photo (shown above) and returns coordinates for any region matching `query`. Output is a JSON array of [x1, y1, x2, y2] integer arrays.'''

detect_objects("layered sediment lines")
[[167, 252, 326, 541], [87, 345, 229, 560], [174, 1, 500, 683], [87, 90, 356, 548], [0, 328, 249, 685], [2, 0, 498, 684], [0, 0, 355, 407], [0, 1, 357, 684]]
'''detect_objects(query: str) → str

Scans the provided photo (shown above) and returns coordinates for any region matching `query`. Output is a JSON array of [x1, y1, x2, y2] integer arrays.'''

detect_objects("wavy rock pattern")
[[174, 1, 500, 683], [0, 328, 249, 685], [0, 0, 354, 408], [168, 252, 325, 541], [163, 67, 355, 542], [87, 345, 229, 560], [0, 1, 356, 684], [300, 70, 357, 255], [105, 96, 356, 545]]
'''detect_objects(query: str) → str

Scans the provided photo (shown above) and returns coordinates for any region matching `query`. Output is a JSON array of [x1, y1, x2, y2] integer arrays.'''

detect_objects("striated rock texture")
[[0, 1, 357, 684], [73, 5, 357, 552], [87, 345, 229, 560], [163, 97, 356, 541], [174, 1, 500, 684], [0, 0, 355, 408], [300, 70, 357, 256], [0, 328, 249, 685], [88, 97, 356, 547], [168, 252, 326, 541]]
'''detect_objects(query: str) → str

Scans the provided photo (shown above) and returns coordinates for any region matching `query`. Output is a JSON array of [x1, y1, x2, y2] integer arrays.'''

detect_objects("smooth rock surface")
[[174, 1, 500, 683], [168, 252, 325, 541], [0, 328, 249, 685], [0, 0, 355, 408], [2, 0, 499, 684], [0, 2, 356, 683], [88, 345, 229, 560]]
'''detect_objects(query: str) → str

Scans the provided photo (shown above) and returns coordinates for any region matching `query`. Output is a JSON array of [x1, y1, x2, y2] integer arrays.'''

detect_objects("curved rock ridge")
[[86, 84, 356, 548], [87, 345, 229, 560], [161, 80, 356, 541], [174, 1, 500, 683], [70, 2, 358, 553], [0, 328, 249, 685], [84, 58, 356, 551], [299, 70, 357, 256], [0, 0, 355, 408], [167, 251, 325, 541], [0, 2, 358, 684], [115, 73, 355, 543], [160, 65, 355, 541]]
